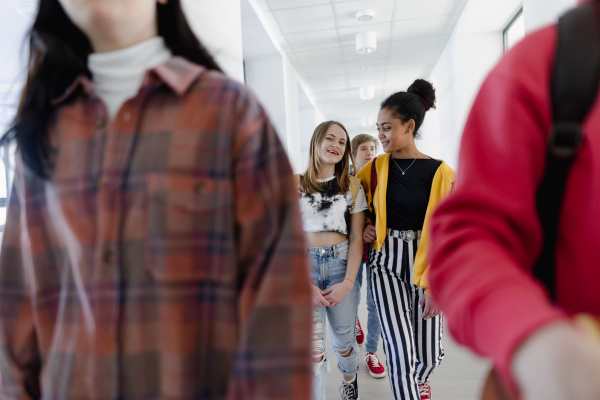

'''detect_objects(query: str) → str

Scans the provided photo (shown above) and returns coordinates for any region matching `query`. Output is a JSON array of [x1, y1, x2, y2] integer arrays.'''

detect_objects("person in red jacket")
[[428, 1, 600, 399]]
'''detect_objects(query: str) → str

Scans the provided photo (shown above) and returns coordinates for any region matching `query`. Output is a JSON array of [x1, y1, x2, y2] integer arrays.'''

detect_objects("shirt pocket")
[[145, 173, 234, 283]]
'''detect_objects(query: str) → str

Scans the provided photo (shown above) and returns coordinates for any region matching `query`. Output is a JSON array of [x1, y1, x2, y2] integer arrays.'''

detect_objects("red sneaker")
[[355, 319, 365, 345], [365, 352, 386, 378], [418, 381, 431, 400]]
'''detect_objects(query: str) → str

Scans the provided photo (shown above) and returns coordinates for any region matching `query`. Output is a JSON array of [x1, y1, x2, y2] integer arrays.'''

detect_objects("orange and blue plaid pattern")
[[0, 57, 312, 400]]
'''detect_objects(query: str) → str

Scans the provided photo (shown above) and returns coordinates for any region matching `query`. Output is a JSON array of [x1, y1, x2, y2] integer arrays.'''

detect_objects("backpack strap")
[[533, 1, 600, 300]]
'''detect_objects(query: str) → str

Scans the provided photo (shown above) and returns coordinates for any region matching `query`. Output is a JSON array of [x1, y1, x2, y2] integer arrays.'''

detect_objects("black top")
[[386, 157, 442, 231]]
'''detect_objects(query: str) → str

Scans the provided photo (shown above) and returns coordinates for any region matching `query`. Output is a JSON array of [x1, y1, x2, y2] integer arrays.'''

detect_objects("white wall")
[[523, 0, 577, 32], [182, 0, 244, 82], [425, 0, 579, 170]]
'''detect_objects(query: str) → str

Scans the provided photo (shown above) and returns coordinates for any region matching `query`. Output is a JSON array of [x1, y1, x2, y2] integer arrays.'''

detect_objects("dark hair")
[[2, 0, 221, 178], [380, 79, 436, 139]]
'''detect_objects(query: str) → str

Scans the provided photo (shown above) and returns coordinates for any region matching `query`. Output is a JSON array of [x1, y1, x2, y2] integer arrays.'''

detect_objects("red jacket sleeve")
[[428, 26, 568, 388]]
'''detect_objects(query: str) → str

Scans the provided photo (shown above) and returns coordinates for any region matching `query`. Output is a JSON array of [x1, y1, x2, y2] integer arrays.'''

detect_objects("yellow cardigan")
[[356, 153, 456, 295]]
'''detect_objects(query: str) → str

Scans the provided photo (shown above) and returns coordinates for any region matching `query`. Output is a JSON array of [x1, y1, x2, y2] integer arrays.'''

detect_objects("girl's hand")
[[419, 293, 440, 319], [363, 224, 376, 243], [312, 284, 330, 308], [512, 321, 600, 400], [321, 280, 353, 307]]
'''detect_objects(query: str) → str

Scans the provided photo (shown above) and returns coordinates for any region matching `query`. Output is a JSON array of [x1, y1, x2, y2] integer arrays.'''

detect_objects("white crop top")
[[299, 175, 368, 235]]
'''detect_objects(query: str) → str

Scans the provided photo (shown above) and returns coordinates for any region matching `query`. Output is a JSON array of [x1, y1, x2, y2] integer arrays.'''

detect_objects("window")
[[504, 8, 525, 53]]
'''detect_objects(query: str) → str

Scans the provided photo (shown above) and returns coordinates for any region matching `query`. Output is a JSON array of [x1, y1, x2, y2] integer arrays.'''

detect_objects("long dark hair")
[[2, 0, 221, 178]]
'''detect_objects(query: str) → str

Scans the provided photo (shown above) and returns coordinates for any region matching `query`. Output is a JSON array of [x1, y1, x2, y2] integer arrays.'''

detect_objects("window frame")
[[503, 7, 524, 54]]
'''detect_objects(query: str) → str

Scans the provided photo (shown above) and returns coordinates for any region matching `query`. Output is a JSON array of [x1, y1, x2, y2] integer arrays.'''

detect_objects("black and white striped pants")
[[369, 229, 444, 400]]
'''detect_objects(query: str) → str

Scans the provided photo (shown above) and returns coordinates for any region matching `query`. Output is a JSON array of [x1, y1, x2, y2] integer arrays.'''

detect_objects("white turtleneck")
[[88, 37, 172, 119]]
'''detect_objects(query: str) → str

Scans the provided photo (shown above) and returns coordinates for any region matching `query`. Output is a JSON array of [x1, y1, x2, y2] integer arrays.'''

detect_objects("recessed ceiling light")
[[356, 31, 377, 54], [360, 85, 375, 100], [361, 65, 371, 71], [356, 10, 374, 22]]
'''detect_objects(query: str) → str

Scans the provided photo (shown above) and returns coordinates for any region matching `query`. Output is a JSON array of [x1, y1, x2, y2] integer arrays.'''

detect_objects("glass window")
[[504, 8, 525, 53]]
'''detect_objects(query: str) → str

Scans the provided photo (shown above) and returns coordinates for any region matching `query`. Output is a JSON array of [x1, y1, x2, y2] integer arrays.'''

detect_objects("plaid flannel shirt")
[[0, 57, 312, 400]]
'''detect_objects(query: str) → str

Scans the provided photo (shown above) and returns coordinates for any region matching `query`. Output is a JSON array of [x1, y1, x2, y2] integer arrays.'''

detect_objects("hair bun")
[[407, 79, 436, 111]]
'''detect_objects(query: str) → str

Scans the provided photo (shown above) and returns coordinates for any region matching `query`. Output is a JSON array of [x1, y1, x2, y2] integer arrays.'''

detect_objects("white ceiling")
[[253, 0, 469, 136]]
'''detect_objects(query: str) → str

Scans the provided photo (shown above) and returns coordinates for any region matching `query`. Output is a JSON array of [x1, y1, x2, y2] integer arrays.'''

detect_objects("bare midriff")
[[305, 231, 347, 248]]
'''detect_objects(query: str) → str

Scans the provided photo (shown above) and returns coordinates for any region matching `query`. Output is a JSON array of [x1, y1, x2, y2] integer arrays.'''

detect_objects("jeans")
[[356, 262, 381, 354], [309, 240, 360, 400]]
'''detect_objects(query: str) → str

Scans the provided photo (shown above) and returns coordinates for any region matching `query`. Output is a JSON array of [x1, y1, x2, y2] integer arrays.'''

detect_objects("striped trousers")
[[369, 229, 444, 400]]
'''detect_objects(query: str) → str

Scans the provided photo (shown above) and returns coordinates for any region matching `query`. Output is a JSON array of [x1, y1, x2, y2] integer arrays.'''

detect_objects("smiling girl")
[[356, 79, 455, 400], [298, 121, 367, 400]]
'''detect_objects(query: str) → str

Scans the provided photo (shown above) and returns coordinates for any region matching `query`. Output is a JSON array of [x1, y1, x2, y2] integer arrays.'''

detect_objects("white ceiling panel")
[[302, 63, 347, 78], [316, 90, 352, 102], [341, 42, 390, 62], [285, 29, 340, 51], [274, 4, 336, 34], [295, 47, 344, 66], [337, 22, 392, 46], [346, 71, 386, 87], [308, 74, 348, 89], [333, 0, 395, 28], [391, 15, 448, 40], [267, 0, 331, 10], [387, 53, 433, 68], [394, 0, 457, 20], [344, 60, 387, 74], [389, 36, 441, 56]]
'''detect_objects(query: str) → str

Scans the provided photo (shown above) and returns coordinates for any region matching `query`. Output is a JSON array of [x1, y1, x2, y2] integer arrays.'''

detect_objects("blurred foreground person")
[[0, 0, 312, 399], [429, 0, 600, 399]]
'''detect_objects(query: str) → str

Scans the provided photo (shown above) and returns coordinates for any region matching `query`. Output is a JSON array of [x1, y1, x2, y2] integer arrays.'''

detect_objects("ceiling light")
[[356, 10, 374, 22], [361, 65, 371, 71], [359, 85, 374, 100], [356, 31, 377, 54]]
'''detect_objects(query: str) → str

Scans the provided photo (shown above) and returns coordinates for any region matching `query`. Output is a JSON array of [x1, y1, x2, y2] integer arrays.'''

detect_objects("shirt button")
[[103, 250, 115, 264], [321, 249, 325, 255]]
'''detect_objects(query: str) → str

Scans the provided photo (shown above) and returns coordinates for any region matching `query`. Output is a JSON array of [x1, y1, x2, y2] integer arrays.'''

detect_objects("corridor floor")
[[323, 270, 491, 399]]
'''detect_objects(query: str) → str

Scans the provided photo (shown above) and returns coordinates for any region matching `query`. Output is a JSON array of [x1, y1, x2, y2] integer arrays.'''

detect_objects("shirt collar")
[[51, 56, 206, 106]]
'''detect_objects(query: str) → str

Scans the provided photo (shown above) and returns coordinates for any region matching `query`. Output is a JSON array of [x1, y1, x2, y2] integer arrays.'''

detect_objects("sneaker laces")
[[339, 380, 357, 400], [366, 353, 379, 367], [418, 382, 430, 395], [355, 322, 362, 336]]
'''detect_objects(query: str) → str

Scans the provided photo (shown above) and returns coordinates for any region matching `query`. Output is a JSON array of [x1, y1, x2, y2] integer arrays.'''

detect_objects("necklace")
[[392, 154, 419, 175]]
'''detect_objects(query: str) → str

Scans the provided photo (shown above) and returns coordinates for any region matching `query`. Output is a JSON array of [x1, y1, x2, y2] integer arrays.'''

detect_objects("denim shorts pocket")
[[145, 173, 234, 283]]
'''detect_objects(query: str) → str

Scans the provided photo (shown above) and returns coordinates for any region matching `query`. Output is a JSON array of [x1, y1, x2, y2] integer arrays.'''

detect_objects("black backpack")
[[534, 0, 600, 299]]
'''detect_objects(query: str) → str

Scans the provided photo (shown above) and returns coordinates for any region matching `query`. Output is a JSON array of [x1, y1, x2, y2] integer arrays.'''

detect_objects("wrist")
[[344, 278, 354, 290]]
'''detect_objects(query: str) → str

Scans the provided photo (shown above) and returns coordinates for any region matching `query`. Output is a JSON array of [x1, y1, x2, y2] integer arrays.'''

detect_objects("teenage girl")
[[0, 0, 312, 398], [350, 134, 386, 379], [298, 121, 367, 400], [356, 79, 455, 400]]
